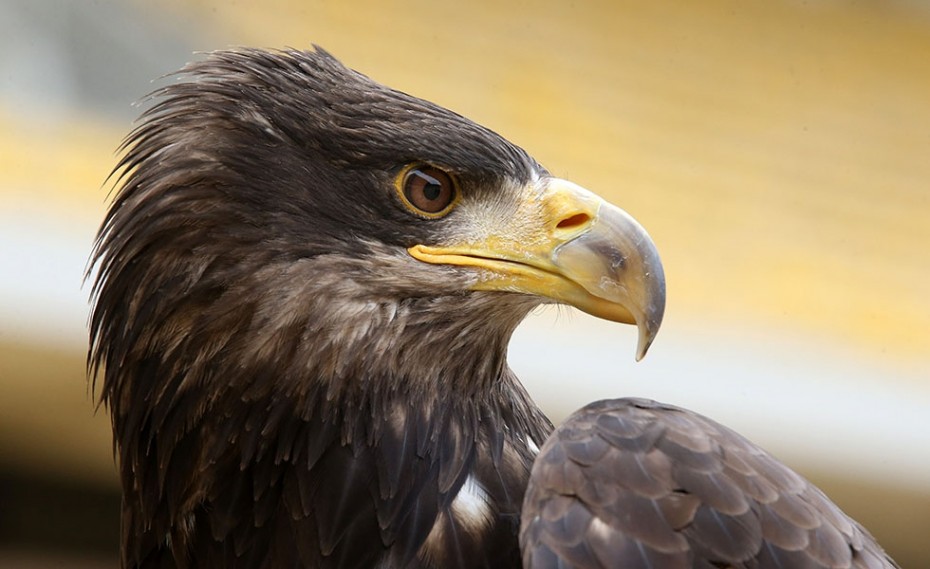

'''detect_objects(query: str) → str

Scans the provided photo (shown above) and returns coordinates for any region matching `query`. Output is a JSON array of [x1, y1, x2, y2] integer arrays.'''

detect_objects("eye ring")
[[394, 164, 459, 218]]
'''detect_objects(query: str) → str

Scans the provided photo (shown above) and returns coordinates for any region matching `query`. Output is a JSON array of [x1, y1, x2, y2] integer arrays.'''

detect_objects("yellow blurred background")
[[1, 0, 928, 566]]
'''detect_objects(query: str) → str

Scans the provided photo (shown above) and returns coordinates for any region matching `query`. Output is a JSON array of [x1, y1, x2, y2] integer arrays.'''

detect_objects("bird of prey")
[[89, 47, 897, 568]]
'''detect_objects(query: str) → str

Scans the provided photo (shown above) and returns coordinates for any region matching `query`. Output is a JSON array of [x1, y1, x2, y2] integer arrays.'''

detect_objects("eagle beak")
[[408, 178, 666, 360]]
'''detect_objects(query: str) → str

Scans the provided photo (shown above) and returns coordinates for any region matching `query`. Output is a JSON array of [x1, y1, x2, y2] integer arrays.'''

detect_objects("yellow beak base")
[[408, 178, 666, 360]]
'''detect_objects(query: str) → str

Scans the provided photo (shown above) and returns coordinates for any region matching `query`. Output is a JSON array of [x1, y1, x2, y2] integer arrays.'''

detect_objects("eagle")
[[89, 47, 897, 569]]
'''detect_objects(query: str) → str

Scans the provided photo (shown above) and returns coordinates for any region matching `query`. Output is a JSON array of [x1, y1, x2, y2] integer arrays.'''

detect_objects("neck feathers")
[[93, 237, 552, 567]]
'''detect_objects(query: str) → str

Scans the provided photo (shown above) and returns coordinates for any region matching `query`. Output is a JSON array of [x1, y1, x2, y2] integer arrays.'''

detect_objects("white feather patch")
[[527, 436, 540, 455], [451, 475, 492, 531], [419, 475, 493, 563]]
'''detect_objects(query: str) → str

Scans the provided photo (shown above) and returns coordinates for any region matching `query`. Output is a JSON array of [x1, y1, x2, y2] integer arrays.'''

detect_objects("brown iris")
[[397, 165, 458, 217]]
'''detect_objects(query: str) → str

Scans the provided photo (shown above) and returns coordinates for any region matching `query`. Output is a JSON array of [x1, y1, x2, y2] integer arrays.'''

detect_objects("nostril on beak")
[[556, 213, 592, 231]]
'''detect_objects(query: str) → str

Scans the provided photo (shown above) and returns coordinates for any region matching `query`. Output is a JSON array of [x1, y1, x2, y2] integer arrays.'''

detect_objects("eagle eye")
[[396, 165, 458, 218]]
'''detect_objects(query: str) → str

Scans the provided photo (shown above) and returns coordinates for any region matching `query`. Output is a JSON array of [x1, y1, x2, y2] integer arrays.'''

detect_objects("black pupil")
[[423, 182, 441, 201]]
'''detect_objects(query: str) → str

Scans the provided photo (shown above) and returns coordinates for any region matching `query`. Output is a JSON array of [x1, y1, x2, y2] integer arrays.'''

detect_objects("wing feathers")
[[521, 398, 899, 569]]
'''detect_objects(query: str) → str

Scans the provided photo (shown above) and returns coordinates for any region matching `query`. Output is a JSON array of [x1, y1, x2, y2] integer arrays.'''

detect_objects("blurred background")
[[1, 0, 928, 566]]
